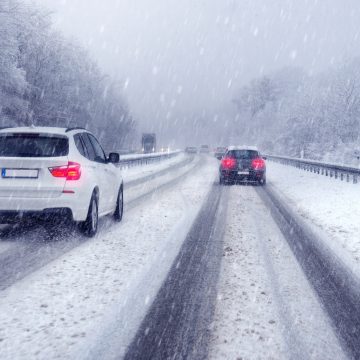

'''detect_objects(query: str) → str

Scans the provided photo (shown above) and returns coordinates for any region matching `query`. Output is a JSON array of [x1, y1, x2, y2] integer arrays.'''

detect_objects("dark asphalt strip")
[[0, 158, 200, 292], [0, 225, 86, 291], [123, 184, 228, 360], [256, 185, 360, 360]]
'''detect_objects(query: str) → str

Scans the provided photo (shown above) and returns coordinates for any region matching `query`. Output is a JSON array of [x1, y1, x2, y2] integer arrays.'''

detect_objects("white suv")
[[0, 126, 123, 236]]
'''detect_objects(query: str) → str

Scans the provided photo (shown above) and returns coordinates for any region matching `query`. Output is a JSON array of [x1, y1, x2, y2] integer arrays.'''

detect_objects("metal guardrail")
[[265, 154, 360, 184], [119, 151, 181, 169]]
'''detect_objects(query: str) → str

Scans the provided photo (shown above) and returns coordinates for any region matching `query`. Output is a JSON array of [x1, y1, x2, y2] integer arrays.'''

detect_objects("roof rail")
[[65, 127, 87, 133]]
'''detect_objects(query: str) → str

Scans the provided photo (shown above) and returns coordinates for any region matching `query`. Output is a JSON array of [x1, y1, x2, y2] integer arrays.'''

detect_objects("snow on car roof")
[[0, 126, 66, 134], [227, 145, 259, 151], [0, 126, 88, 135]]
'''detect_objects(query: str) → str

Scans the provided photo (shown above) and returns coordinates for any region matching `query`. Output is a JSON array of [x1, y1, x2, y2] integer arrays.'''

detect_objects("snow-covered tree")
[[0, 0, 28, 124], [231, 62, 360, 163], [0, 0, 135, 149]]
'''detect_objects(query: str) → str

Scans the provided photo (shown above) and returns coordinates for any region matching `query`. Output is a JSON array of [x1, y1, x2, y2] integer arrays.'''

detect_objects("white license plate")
[[2, 168, 39, 179], [238, 171, 249, 175]]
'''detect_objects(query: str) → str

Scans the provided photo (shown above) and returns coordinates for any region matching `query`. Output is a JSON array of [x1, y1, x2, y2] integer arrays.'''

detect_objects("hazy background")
[[32, 0, 360, 147]]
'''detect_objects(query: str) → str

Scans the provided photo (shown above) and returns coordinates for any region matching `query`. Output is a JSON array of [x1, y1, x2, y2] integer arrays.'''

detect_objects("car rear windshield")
[[227, 150, 259, 159], [0, 133, 69, 157]]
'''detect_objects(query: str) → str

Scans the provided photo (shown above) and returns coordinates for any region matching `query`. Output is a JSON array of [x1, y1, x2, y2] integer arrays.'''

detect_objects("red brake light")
[[221, 157, 236, 170], [49, 162, 81, 180], [251, 157, 265, 170]]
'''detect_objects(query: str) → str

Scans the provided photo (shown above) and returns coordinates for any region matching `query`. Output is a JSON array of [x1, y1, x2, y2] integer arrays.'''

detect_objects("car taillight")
[[251, 157, 265, 170], [49, 162, 81, 180], [221, 157, 236, 170]]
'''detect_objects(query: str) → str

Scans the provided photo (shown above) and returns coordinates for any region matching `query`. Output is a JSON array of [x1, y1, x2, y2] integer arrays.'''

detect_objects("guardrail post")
[[341, 173, 344, 181], [335, 171, 338, 179], [354, 174, 358, 184]]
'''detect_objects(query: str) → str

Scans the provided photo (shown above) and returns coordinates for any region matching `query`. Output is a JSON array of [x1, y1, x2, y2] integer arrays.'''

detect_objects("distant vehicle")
[[219, 146, 266, 185], [214, 146, 227, 159], [142, 133, 156, 153], [0, 127, 123, 236], [185, 146, 198, 154], [199, 144, 210, 153]]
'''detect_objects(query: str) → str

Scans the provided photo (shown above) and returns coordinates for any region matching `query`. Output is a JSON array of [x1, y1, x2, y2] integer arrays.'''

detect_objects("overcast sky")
[[33, 0, 360, 139]]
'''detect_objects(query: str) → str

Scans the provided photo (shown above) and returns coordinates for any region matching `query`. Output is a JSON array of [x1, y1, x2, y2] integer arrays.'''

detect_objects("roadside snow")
[[267, 161, 360, 274], [0, 158, 217, 360], [125, 156, 199, 205], [209, 186, 346, 360], [120, 150, 180, 161], [121, 152, 186, 184], [0, 239, 12, 255]]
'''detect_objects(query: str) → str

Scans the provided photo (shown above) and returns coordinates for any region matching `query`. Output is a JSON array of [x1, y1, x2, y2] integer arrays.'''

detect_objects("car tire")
[[259, 177, 266, 186], [79, 193, 98, 237], [114, 186, 123, 222]]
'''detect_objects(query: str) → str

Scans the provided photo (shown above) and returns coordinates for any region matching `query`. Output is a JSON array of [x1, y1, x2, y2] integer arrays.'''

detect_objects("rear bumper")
[[0, 192, 90, 222], [0, 208, 73, 224], [220, 170, 265, 182]]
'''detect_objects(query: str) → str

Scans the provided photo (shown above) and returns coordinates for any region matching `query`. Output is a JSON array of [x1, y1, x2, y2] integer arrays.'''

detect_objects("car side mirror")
[[262, 156, 267, 160], [108, 152, 120, 164]]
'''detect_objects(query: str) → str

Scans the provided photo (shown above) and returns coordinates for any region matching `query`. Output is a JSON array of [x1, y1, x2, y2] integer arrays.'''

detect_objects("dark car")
[[219, 146, 266, 185]]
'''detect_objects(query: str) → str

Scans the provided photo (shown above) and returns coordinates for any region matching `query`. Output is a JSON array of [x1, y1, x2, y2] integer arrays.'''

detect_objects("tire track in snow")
[[209, 185, 346, 360], [123, 183, 228, 360], [257, 184, 360, 359]]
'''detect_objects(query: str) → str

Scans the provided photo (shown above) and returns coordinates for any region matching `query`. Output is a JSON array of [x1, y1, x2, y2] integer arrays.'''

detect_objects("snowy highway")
[[0, 154, 359, 359], [2, 1, 360, 359]]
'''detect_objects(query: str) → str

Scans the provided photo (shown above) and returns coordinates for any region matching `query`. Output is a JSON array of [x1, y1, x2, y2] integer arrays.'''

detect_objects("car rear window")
[[228, 150, 259, 159], [0, 133, 69, 157]]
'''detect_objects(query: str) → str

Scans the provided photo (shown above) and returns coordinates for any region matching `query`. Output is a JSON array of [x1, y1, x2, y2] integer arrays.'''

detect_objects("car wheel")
[[114, 186, 123, 222], [259, 177, 266, 186], [79, 193, 98, 237]]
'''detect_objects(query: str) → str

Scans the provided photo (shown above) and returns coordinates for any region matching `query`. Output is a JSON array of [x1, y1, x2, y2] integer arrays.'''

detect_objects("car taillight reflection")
[[49, 162, 81, 180], [221, 157, 236, 170], [251, 157, 265, 170]]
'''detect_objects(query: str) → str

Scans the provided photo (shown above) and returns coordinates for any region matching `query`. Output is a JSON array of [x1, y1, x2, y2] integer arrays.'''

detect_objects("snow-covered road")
[[124, 179, 228, 360], [209, 186, 346, 360], [266, 161, 360, 275], [0, 155, 359, 359], [0, 155, 217, 359]]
